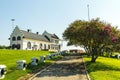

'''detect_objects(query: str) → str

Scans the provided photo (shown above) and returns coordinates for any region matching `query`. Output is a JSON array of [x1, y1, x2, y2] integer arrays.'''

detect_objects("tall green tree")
[[63, 18, 119, 62]]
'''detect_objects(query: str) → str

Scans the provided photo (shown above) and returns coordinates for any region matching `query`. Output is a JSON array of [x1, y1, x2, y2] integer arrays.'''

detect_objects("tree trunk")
[[91, 53, 98, 62], [91, 55, 96, 62]]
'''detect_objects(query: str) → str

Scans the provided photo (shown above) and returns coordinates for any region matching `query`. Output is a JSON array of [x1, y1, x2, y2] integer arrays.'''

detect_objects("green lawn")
[[84, 56, 120, 80], [0, 50, 62, 80]]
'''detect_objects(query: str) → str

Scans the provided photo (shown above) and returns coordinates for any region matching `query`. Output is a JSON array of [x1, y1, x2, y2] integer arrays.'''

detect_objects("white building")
[[9, 26, 60, 51]]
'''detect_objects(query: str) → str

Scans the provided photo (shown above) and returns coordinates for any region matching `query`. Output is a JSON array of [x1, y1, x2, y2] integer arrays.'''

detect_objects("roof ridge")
[[20, 30, 50, 42], [20, 30, 42, 35]]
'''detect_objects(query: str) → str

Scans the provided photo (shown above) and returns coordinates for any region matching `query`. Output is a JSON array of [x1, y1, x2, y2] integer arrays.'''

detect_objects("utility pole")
[[87, 4, 90, 21], [11, 19, 15, 30]]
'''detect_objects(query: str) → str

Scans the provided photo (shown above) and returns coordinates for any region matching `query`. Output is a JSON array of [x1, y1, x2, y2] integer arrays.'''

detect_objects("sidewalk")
[[29, 53, 89, 80]]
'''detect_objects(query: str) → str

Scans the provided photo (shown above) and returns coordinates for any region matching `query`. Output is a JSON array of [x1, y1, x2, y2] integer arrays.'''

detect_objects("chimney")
[[36, 32, 39, 35], [27, 29, 31, 32]]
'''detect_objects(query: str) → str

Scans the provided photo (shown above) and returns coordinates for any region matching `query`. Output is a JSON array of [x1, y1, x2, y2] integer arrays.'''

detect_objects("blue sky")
[[0, 0, 120, 46]]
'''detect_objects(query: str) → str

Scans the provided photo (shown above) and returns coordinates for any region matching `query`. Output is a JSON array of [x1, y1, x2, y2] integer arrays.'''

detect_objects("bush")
[[0, 45, 11, 49]]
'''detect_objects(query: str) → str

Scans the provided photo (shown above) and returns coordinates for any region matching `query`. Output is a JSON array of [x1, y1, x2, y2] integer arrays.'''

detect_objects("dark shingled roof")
[[51, 34, 59, 39], [46, 32, 59, 39], [20, 30, 49, 42]]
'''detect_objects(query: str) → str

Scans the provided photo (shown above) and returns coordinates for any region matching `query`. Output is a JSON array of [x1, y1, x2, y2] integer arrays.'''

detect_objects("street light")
[[87, 4, 90, 21], [11, 19, 15, 30]]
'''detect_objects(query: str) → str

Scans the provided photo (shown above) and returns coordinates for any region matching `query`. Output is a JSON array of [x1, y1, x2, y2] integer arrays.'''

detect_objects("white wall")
[[22, 39, 51, 50]]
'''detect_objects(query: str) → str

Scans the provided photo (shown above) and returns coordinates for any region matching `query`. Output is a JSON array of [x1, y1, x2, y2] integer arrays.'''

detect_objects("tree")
[[63, 18, 119, 62], [0, 45, 11, 49]]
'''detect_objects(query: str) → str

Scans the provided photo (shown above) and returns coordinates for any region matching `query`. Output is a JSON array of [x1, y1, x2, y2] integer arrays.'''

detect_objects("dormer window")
[[17, 36, 21, 40], [12, 36, 16, 41], [44, 35, 50, 41]]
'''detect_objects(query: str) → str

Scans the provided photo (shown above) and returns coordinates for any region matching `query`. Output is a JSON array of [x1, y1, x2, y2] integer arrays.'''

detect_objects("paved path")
[[29, 53, 89, 80]]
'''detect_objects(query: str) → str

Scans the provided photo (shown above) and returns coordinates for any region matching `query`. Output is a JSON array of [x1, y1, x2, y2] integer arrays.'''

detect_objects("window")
[[12, 44, 21, 49], [33, 45, 37, 50], [16, 44, 21, 49], [40, 43, 42, 47], [17, 36, 21, 40], [48, 45, 50, 49], [59, 45, 61, 50], [12, 36, 16, 41], [55, 40, 59, 43], [27, 42, 31, 49], [44, 44, 46, 49], [12, 44, 16, 49], [40, 43, 42, 49]]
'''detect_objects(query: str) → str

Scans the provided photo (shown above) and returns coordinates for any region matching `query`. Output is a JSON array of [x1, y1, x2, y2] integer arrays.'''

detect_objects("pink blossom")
[[112, 36, 118, 43], [104, 25, 111, 32]]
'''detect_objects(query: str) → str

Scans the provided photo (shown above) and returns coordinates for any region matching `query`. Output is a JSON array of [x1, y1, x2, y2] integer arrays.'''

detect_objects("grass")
[[0, 49, 62, 80], [84, 55, 120, 80]]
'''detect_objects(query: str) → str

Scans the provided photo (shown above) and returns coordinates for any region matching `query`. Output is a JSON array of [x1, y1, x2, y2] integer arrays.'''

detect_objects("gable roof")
[[54, 34, 59, 39], [43, 31, 59, 39], [50, 33, 59, 39], [20, 30, 49, 42]]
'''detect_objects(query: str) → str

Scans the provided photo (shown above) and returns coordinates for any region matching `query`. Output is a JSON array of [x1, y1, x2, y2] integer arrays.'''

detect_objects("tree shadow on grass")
[[85, 61, 120, 73]]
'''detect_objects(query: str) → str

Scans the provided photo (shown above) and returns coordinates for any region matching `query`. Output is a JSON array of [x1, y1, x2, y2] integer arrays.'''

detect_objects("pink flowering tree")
[[63, 18, 119, 62]]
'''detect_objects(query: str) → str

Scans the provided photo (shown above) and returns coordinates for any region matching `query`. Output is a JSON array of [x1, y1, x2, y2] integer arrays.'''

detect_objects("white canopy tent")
[[60, 41, 85, 52]]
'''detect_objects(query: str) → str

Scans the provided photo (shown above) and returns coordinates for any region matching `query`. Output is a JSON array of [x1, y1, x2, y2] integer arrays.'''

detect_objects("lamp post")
[[11, 19, 15, 30], [87, 4, 90, 21]]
